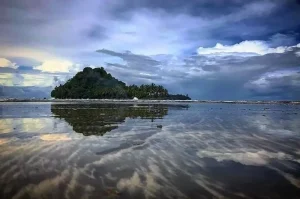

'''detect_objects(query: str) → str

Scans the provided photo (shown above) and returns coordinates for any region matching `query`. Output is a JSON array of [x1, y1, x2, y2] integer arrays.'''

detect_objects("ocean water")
[[0, 102, 300, 199]]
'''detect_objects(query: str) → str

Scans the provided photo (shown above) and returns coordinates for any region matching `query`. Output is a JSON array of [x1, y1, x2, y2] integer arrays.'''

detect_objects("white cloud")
[[21, 74, 54, 86], [0, 73, 25, 86], [0, 58, 18, 69], [34, 60, 74, 73], [0, 73, 14, 86], [0, 73, 64, 87], [197, 41, 300, 56], [0, 47, 82, 73]]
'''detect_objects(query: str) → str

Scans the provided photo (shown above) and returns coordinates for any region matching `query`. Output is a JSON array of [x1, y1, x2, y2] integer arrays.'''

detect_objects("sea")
[[0, 102, 300, 199]]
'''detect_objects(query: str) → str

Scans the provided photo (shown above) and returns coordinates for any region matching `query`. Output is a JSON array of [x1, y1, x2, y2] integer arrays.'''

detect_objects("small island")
[[51, 67, 191, 100]]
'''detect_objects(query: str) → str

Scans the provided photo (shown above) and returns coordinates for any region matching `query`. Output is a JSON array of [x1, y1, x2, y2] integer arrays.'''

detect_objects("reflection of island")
[[51, 104, 188, 136]]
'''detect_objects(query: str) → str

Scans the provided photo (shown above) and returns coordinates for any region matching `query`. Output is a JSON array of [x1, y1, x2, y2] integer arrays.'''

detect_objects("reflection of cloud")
[[12, 169, 70, 199], [21, 118, 51, 132], [65, 168, 81, 199], [117, 172, 142, 194], [250, 115, 300, 136], [145, 173, 160, 198], [195, 177, 225, 199], [105, 173, 117, 181], [40, 134, 71, 141], [0, 138, 9, 145], [144, 162, 163, 198], [197, 149, 294, 166], [93, 147, 132, 166], [0, 119, 14, 134], [0, 118, 65, 134], [269, 166, 300, 188], [20, 118, 60, 133]]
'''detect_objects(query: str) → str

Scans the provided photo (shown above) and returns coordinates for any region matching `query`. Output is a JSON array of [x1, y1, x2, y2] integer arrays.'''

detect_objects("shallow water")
[[1, 102, 300, 199]]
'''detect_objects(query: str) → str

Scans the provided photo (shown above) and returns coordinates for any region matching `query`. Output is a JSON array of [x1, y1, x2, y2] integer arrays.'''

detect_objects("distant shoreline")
[[1, 99, 299, 105]]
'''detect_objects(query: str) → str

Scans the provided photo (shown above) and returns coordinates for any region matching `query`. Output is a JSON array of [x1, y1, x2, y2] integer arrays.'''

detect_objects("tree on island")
[[51, 67, 191, 100]]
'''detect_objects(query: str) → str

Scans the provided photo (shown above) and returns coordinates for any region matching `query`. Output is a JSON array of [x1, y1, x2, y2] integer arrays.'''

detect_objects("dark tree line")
[[51, 67, 190, 100]]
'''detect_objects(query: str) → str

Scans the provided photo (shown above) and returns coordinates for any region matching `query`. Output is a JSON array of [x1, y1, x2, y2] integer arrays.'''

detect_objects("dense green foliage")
[[51, 67, 191, 100], [126, 83, 169, 99], [51, 67, 127, 99]]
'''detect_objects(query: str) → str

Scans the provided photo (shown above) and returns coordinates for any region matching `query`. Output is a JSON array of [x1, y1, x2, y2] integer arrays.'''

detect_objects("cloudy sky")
[[1, 0, 300, 100]]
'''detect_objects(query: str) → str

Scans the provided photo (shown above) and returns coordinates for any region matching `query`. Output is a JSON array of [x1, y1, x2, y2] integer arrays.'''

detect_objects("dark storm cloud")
[[0, 0, 106, 49], [86, 25, 107, 40], [0, 66, 41, 74], [0, 67, 15, 73], [171, 76, 250, 100], [97, 49, 161, 73], [105, 63, 129, 69], [1, 0, 298, 53], [243, 49, 300, 71], [176, 47, 300, 100], [105, 0, 300, 52], [104, 62, 163, 85], [246, 72, 300, 100], [97, 49, 160, 65], [18, 66, 34, 71], [109, 0, 246, 18], [7, 57, 41, 67], [113, 69, 163, 82], [201, 65, 220, 72], [0, 86, 52, 98], [183, 1, 300, 44], [108, 0, 293, 20], [0, 65, 73, 75], [195, 48, 300, 74], [268, 33, 299, 47], [52, 75, 73, 87]]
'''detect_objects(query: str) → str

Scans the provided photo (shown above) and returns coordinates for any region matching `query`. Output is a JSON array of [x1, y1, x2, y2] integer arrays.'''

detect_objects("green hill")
[[51, 67, 190, 100]]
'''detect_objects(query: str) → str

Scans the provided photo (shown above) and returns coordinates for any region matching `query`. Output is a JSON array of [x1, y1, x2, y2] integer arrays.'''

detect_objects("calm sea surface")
[[0, 102, 300, 199]]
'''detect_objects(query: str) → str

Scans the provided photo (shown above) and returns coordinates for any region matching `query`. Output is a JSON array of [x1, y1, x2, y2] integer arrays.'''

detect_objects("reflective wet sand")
[[0, 102, 300, 199]]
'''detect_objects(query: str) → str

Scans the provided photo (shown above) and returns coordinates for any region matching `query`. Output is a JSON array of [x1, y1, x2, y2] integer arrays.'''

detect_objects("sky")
[[0, 0, 300, 100]]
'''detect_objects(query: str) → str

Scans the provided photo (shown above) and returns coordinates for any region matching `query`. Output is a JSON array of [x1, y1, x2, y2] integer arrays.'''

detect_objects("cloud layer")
[[1, 0, 300, 99]]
